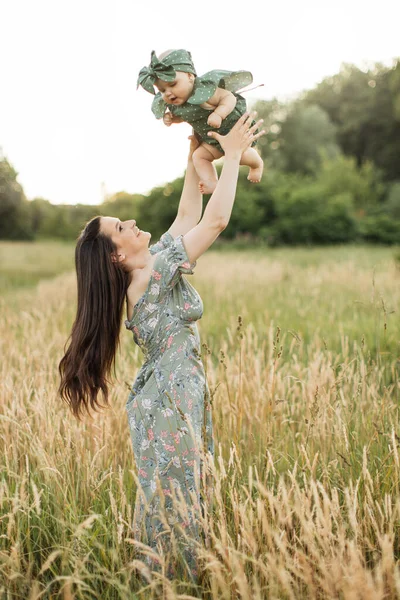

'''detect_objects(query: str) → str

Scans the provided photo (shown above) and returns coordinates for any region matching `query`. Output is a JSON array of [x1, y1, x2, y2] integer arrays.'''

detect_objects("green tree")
[[29, 199, 99, 240], [250, 98, 288, 170], [0, 155, 33, 240], [305, 60, 400, 180], [270, 181, 359, 245], [314, 154, 385, 212], [251, 100, 339, 174], [278, 104, 340, 174], [222, 168, 270, 238], [384, 181, 400, 219], [100, 191, 144, 222], [138, 177, 184, 240], [29, 197, 54, 236]]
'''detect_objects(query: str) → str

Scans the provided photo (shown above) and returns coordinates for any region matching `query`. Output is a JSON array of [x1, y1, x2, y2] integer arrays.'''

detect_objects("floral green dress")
[[124, 230, 214, 581]]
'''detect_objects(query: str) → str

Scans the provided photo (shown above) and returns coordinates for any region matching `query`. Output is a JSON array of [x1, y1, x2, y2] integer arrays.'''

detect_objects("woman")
[[58, 111, 265, 582]]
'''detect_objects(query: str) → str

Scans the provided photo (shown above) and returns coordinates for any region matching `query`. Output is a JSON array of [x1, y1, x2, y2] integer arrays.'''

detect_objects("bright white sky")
[[1, 0, 399, 205]]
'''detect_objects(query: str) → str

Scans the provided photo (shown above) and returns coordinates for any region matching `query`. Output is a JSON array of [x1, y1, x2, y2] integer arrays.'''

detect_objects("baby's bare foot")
[[247, 163, 264, 183], [199, 180, 217, 195]]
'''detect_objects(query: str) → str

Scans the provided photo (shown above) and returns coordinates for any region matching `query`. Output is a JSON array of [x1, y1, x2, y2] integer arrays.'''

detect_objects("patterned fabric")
[[124, 231, 214, 581], [137, 49, 197, 95], [151, 69, 257, 155]]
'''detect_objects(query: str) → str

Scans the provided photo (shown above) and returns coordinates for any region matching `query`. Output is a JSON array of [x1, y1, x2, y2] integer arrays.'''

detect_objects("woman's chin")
[[141, 230, 151, 242]]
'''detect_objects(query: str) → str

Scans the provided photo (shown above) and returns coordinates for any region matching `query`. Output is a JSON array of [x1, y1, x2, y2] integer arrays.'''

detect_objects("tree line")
[[1, 60, 400, 245]]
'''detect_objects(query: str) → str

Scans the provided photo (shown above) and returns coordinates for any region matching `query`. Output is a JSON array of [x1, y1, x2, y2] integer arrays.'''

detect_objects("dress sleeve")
[[149, 231, 175, 254], [187, 70, 254, 105], [146, 234, 197, 302]]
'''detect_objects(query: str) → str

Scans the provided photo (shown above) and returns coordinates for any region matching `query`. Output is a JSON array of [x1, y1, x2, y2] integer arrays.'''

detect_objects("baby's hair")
[[158, 49, 175, 60]]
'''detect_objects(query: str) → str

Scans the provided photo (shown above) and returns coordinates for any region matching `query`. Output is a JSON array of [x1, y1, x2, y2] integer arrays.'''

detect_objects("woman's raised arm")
[[167, 132, 203, 238], [181, 112, 265, 264]]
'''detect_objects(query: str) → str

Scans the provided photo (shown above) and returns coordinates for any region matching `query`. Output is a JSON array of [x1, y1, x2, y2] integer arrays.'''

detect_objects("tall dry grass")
[[0, 244, 399, 599]]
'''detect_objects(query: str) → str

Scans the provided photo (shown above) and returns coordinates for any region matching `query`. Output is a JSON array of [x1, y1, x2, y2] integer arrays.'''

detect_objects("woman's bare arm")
[[182, 112, 265, 264], [167, 134, 203, 238]]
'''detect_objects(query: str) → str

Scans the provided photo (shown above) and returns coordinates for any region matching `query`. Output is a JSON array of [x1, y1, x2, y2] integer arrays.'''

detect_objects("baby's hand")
[[207, 112, 222, 128], [163, 112, 173, 127]]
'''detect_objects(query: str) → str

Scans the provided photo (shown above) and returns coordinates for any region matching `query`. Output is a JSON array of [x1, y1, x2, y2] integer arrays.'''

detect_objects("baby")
[[137, 49, 264, 194]]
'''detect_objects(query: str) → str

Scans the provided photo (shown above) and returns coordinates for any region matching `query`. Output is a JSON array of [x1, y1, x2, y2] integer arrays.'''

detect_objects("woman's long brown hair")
[[58, 216, 130, 419]]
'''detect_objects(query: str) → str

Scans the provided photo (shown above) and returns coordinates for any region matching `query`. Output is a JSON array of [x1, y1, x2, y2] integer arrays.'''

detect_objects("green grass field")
[[0, 240, 399, 598], [0, 241, 75, 291]]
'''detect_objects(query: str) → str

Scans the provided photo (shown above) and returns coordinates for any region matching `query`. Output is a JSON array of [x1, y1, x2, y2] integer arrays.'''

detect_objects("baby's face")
[[154, 71, 195, 105]]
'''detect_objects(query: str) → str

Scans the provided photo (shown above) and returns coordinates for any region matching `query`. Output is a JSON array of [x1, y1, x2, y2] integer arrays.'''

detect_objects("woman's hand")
[[207, 111, 265, 159], [188, 129, 201, 160]]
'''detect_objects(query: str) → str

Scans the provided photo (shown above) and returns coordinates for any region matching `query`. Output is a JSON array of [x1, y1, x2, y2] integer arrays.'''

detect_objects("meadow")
[[0, 240, 399, 599]]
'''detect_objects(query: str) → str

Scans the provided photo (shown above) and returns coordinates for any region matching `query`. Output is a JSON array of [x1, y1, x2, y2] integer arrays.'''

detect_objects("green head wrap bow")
[[137, 49, 197, 95]]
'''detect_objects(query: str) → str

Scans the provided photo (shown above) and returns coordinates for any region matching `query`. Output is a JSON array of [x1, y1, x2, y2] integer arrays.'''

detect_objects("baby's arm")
[[206, 88, 237, 128], [163, 112, 184, 127]]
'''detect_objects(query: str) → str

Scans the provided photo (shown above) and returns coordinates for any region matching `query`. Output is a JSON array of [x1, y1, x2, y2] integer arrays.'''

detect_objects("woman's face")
[[100, 216, 151, 260]]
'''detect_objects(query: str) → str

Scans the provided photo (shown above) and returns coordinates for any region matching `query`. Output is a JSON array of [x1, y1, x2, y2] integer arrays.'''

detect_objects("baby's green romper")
[[152, 70, 258, 154]]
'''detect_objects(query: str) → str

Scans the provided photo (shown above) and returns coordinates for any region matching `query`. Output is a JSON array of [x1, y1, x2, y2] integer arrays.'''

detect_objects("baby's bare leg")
[[192, 143, 223, 195], [240, 148, 264, 183]]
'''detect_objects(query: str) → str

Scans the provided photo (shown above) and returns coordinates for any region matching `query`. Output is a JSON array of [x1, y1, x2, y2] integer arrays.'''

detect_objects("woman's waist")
[[140, 322, 201, 361]]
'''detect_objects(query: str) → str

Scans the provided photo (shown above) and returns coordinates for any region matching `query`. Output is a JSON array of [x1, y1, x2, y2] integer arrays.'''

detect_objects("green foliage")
[[15, 157, 394, 246], [304, 60, 400, 181], [100, 191, 144, 222], [252, 100, 340, 174], [2, 59, 400, 245], [384, 181, 400, 218], [0, 156, 33, 240], [358, 213, 400, 244], [278, 104, 340, 174], [250, 98, 288, 170], [268, 182, 358, 245], [30, 200, 99, 240], [220, 168, 272, 239], [315, 154, 385, 211], [389, 62, 400, 121], [30, 198, 53, 236], [138, 178, 184, 240], [28, 191, 145, 241]]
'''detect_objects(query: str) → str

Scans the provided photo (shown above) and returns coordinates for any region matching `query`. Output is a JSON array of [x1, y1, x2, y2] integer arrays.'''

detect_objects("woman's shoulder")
[[126, 254, 158, 311], [125, 233, 197, 325], [149, 230, 174, 254], [125, 231, 175, 312]]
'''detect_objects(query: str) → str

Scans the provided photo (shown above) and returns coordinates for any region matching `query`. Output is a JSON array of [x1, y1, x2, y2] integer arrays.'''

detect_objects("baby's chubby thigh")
[[192, 142, 223, 194], [193, 142, 223, 162]]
